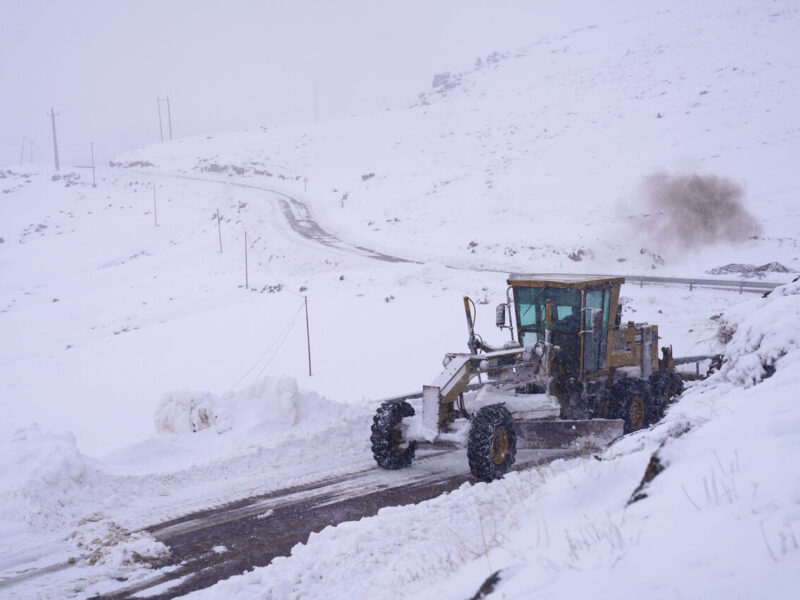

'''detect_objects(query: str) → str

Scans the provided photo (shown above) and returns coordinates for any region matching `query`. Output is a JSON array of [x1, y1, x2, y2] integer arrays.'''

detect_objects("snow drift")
[[0, 424, 108, 534], [717, 278, 800, 386], [154, 376, 355, 436]]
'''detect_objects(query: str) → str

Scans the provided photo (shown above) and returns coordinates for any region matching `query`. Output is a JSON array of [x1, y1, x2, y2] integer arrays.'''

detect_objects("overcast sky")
[[0, 0, 587, 168]]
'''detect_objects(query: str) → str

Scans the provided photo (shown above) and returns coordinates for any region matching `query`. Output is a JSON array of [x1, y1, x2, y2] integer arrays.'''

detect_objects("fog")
[[1, 0, 574, 167]]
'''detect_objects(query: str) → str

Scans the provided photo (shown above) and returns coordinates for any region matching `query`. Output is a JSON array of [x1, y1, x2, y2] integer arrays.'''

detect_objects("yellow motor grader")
[[370, 274, 689, 482]]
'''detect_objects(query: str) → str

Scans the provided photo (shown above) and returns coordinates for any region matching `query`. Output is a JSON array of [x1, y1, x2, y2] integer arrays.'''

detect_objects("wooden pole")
[[244, 231, 249, 289], [216, 210, 223, 252], [153, 184, 158, 226], [313, 80, 319, 123], [50, 108, 60, 171], [166, 95, 173, 141], [157, 97, 164, 142], [90, 142, 96, 187], [304, 296, 312, 376], [19, 137, 25, 167]]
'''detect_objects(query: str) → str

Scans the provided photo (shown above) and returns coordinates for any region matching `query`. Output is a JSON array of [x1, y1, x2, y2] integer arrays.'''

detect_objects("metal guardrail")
[[519, 273, 789, 294], [622, 274, 784, 293]]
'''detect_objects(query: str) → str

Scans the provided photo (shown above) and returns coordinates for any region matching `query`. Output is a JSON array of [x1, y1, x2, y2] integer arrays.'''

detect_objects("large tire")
[[370, 400, 417, 469], [596, 390, 616, 420], [649, 369, 684, 418], [467, 404, 517, 482], [612, 378, 653, 434]]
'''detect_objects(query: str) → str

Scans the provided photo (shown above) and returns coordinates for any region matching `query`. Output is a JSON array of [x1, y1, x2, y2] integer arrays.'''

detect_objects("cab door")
[[582, 288, 610, 376]]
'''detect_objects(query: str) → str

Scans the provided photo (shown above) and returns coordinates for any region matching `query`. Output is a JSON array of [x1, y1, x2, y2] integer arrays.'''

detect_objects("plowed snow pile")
[[717, 279, 800, 386], [0, 377, 371, 597], [182, 281, 800, 599], [0, 425, 108, 534]]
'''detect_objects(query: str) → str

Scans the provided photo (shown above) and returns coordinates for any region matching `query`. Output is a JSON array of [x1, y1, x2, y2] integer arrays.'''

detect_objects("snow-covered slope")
[[124, 0, 800, 276]]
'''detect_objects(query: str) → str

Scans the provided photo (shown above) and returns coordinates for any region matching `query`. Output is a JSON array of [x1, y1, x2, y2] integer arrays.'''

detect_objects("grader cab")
[[370, 275, 686, 482]]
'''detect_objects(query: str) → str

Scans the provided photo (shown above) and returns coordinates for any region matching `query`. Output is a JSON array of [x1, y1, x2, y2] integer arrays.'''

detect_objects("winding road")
[[136, 169, 783, 293], [140, 170, 420, 265]]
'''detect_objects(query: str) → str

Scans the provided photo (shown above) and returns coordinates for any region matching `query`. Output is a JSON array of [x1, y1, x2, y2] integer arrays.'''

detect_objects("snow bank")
[[0, 424, 108, 533], [0, 377, 374, 598], [717, 278, 800, 386], [154, 376, 340, 436]]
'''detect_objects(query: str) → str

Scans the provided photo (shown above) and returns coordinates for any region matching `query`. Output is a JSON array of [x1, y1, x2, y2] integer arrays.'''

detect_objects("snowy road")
[[97, 448, 578, 599], [132, 170, 420, 265], [127, 169, 784, 294]]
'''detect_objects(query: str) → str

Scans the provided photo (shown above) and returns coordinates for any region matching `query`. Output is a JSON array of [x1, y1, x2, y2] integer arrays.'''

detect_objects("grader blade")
[[515, 418, 624, 451]]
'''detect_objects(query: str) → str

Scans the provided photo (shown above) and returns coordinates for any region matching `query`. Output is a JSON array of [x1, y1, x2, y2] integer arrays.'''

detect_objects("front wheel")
[[467, 404, 517, 482], [370, 400, 417, 469]]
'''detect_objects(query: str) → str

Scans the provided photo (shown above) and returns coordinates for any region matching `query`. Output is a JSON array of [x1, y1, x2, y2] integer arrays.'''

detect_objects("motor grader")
[[370, 274, 688, 482]]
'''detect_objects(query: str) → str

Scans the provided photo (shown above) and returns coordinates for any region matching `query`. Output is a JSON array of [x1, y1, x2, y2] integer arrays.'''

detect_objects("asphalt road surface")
[[99, 448, 579, 599]]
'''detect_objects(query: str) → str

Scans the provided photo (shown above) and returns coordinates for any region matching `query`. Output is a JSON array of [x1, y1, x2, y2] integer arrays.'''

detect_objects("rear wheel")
[[467, 404, 517, 482], [649, 369, 684, 418], [370, 400, 417, 469], [612, 379, 653, 434]]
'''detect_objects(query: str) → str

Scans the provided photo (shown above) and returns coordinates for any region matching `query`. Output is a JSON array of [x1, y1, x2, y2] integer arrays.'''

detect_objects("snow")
[[470, 386, 561, 419], [184, 281, 800, 600], [717, 279, 800, 386], [1, 0, 798, 597], [154, 376, 336, 435], [0, 425, 107, 533]]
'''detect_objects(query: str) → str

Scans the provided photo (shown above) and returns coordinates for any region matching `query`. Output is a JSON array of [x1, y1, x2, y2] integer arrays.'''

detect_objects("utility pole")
[[90, 142, 96, 187], [157, 96, 173, 142], [244, 231, 249, 289], [19, 137, 25, 168], [165, 96, 173, 141], [50, 108, 60, 171], [304, 296, 312, 376], [215, 210, 223, 252], [313, 80, 320, 123], [153, 184, 159, 226], [156, 97, 164, 142]]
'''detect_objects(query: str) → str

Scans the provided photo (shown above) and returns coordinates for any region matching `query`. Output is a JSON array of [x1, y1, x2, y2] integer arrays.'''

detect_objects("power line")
[[255, 302, 306, 378], [229, 300, 306, 389]]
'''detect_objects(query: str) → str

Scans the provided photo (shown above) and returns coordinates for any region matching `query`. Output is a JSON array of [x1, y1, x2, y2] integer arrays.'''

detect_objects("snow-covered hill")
[[1, 0, 798, 597], [124, 0, 800, 275]]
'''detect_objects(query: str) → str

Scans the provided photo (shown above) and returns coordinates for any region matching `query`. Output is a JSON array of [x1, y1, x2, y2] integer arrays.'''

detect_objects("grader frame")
[[370, 275, 690, 482]]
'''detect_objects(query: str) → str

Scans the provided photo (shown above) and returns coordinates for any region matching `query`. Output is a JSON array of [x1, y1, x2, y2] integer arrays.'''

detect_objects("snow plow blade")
[[515, 419, 624, 451]]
